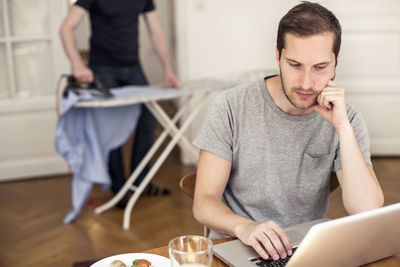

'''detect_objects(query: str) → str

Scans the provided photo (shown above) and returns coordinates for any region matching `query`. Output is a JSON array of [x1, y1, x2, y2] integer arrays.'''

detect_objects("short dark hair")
[[277, 1, 342, 64]]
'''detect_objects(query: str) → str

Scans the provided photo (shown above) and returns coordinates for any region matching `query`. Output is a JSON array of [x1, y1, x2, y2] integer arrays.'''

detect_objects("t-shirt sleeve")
[[193, 93, 234, 162], [74, 0, 95, 11], [333, 107, 372, 172], [143, 0, 156, 13]]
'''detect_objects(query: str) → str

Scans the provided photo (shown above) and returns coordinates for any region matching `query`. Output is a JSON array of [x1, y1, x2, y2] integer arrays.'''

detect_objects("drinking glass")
[[169, 235, 213, 267]]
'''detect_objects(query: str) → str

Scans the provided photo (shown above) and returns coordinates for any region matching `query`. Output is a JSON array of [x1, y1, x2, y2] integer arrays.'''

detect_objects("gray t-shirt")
[[193, 77, 372, 238]]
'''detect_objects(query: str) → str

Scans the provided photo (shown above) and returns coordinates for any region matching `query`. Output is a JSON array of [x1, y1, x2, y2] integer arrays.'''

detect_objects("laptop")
[[213, 202, 400, 267]]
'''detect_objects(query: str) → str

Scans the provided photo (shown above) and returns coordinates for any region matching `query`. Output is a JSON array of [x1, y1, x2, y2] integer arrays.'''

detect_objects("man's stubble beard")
[[279, 69, 319, 110]]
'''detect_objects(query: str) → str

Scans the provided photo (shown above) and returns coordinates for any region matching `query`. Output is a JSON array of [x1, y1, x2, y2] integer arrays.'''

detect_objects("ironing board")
[[73, 79, 232, 229]]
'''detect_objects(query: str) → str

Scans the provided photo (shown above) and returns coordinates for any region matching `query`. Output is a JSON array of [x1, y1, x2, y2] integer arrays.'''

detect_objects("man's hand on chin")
[[311, 80, 350, 130]]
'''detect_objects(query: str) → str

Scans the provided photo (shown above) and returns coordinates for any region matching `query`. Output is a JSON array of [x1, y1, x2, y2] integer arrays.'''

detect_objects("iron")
[[62, 74, 113, 98]]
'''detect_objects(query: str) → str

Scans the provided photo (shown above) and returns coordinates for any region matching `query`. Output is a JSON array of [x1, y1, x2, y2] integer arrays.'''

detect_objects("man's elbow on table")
[[365, 191, 385, 212]]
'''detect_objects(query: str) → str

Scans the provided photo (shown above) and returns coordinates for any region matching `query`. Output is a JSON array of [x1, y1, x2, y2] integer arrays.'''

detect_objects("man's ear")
[[335, 55, 339, 67], [331, 71, 336, 81], [275, 46, 280, 67]]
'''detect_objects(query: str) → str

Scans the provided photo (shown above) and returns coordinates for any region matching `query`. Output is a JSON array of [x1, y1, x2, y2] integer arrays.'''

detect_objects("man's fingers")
[[252, 240, 270, 260], [173, 78, 181, 88], [240, 221, 294, 261], [76, 75, 92, 83], [272, 225, 293, 255], [264, 230, 287, 260], [317, 93, 330, 110], [163, 73, 180, 89], [323, 94, 342, 109], [257, 232, 279, 260], [75, 70, 94, 84], [86, 74, 94, 83], [323, 96, 333, 110], [163, 78, 180, 89], [318, 90, 343, 110]]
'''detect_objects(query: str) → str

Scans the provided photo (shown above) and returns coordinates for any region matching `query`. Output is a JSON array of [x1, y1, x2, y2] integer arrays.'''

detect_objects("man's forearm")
[[193, 194, 254, 237], [59, 25, 85, 70], [150, 29, 173, 71], [144, 11, 174, 71], [337, 122, 384, 214], [59, 6, 88, 71]]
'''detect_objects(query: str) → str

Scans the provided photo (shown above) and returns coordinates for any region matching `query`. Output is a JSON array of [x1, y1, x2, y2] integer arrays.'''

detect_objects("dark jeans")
[[91, 65, 157, 194]]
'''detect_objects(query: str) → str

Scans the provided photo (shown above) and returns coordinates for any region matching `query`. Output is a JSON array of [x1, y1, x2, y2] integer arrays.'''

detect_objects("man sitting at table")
[[192, 1, 384, 262]]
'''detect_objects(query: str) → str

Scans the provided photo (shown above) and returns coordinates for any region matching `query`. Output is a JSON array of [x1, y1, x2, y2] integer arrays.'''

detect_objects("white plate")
[[90, 252, 170, 267]]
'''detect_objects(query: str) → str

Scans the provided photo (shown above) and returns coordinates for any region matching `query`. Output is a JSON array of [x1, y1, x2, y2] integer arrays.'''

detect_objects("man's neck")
[[265, 76, 314, 116]]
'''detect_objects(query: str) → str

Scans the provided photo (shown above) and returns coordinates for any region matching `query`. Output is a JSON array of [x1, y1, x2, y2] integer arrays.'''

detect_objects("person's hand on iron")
[[73, 64, 94, 84], [312, 80, 349, 130], [235, 220, 293, 261], [163, 68, 180, 89]]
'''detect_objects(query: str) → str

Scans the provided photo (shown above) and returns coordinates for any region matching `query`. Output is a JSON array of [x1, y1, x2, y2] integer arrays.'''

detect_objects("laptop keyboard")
[[249, 248, 297, 267]]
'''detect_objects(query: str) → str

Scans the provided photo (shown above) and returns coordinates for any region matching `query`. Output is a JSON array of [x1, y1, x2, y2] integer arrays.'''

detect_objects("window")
[[0, 0, 67, 100]]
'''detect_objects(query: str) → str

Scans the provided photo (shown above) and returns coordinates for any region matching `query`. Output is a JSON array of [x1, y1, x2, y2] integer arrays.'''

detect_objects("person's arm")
[[143, 10, 180, 88], [59, 5, 93, 83], [194, 150, 292, 261], [312, 80, 384, 214], [336, 135, 383, 213]]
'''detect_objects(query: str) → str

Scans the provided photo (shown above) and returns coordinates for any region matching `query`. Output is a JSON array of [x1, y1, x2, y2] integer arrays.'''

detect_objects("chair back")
[[330, 172, 339, 192], [179, 173, 209, 236], [180, 173, 196, 198]]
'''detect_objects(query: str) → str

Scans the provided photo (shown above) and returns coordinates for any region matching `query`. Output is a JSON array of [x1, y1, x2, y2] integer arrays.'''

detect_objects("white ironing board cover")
[[75, 83, 222, 108]]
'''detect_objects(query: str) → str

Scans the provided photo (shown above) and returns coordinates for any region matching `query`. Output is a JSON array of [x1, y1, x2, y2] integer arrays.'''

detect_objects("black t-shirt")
[[75, 0, 155, 67]]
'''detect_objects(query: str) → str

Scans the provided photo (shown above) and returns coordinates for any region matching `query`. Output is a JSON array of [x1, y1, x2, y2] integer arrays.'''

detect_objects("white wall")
[[174, 0, 400, 156]]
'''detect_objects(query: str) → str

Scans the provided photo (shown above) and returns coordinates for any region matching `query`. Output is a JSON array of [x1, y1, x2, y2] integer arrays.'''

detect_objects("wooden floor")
[[0, 149, 399, 266]]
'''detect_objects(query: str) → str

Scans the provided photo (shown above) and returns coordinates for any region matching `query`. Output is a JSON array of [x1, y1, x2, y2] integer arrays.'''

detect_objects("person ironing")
[[59, 0, 180, 206]]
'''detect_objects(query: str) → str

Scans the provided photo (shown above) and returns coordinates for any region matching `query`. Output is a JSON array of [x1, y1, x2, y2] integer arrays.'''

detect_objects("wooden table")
[[144, 238, 400, 267]]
